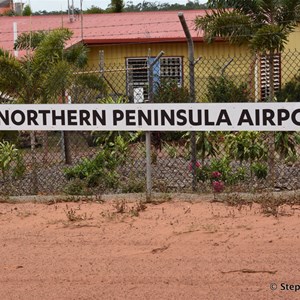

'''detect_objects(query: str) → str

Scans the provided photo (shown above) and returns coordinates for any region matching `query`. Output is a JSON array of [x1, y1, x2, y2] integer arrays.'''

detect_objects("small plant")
[[122, 176, 145, 193], [154, 79, 189, 103], [129, 200, 147, 217], [206, 74, 251, 103], [276, 73, 300, 102], [113, 199, 127, 214], [64, 138, 126, 189], [212, 180, 225, 193], [193, 157, 246, 188], [225, 132, 267, 164], [0, 141, 25, 180], [63, 178, 90, 195], [163, 142, 179, 159], [64, 206, 89, 222], [275, 131, 300, 160], [251, 162, 268, 180]]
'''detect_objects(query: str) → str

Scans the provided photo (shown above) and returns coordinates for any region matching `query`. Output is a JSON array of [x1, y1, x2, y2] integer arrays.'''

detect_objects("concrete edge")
[[0, 190, 299, 204]]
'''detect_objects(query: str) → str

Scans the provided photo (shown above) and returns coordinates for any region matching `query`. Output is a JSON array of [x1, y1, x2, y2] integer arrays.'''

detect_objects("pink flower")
[[211, 171, 222, 179], [189, 161, 201, 172], [212, 180, 225, 193]]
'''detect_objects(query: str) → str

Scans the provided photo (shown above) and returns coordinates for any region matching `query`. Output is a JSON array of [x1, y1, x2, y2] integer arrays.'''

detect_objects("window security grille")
[[126, 57, 183, 103]]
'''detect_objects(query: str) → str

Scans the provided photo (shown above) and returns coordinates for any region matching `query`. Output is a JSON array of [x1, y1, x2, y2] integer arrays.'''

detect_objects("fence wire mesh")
[[0, 51, 300, 196]]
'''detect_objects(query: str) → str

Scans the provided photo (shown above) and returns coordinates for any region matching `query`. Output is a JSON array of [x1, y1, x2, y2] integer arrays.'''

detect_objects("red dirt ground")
[[0, 197, 300, 300]]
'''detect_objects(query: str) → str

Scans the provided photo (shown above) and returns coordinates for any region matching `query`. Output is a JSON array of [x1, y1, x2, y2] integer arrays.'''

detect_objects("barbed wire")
[[0, 7, 299, 35]]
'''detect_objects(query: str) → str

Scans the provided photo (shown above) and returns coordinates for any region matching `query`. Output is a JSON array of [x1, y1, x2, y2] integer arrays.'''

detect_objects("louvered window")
[[260, 54, 281, 101]]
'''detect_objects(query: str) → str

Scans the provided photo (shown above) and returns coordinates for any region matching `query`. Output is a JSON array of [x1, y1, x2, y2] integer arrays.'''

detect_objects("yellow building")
[[0, 10, 299, 102]]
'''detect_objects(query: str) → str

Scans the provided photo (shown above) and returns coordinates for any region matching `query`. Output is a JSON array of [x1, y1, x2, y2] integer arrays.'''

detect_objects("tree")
[[110, 0, 124, 13], [22, 4, 32, 16], [195, 0, 300, 100], [84, 6, 103, 14], [0, 29, 106, 192]]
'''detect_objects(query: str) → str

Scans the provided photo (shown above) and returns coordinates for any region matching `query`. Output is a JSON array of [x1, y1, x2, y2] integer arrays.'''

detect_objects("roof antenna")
[[68, 0, 75, 22]]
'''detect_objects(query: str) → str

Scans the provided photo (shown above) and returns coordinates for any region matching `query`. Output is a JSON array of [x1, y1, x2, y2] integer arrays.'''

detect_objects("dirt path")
[[0, 198, 299, 300]]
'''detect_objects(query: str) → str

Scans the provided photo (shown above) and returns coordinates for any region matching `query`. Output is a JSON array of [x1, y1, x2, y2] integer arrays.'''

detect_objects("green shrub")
[[64, 135, 131, 190], [0, 141, 25, 180], [225, 132, 267, 163], [206, 75, 251, 103], [195, 157, 246, 186], [154, 79, 189, 103], [276, 74, 300, 102], [251, 162, 268, 180]]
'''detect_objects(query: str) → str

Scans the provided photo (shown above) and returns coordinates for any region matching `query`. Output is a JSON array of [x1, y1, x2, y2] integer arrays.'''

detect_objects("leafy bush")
[[0, 141, 25, 180], [64, 136, 130, 189], [194, 157, 246, 187], [93, 95, 142, 146], [206, 75, 251, 103], [276, 74, 300, 102], [154, 79, 189, 103], [225, 132, 267, 163], [275, 131, 300, 160], [250, 162, 268, 180]]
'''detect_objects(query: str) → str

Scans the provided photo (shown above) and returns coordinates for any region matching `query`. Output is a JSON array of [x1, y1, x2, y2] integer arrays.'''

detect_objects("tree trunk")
[[30, 131, 38, 194]]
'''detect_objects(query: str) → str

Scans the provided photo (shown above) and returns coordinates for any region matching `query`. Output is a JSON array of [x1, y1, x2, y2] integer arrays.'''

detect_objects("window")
[[126, 57, 183, 103], [260, 54, 281, 101]]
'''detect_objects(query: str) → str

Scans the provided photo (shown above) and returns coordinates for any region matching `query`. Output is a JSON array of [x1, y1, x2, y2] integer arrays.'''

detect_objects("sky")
[[24, 1, 205, 12]]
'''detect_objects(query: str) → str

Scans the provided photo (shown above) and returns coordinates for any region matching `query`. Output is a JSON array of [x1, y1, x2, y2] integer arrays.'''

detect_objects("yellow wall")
[[286, 25, 300, 51], [86, 31, 299, 102], [88, 42, 250, 67]]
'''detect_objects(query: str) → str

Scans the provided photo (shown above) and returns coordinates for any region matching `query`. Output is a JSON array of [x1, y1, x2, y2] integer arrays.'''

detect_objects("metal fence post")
[[146, 50, 164, 201], [178, 12, 197, 191]]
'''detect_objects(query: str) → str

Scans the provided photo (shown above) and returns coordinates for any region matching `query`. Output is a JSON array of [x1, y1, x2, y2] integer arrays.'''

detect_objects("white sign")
[[0, 103, 299, 131]]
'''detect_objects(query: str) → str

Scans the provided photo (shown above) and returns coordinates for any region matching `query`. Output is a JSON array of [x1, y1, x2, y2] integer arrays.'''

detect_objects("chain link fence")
[[0, 51, 300, 196]]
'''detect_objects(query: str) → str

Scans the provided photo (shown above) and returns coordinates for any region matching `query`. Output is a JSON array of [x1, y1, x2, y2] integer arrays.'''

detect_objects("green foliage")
[[110, 0, 124, 12], [0, 141, 25, 180], [125, 0, 207, 12], [195, 132, 220, 162], [63, 178, 90, 195], [22, 4, 32, 16], [206, 75, 251, 103], [84, 6, 104, 14], [210, 157, 245, 184], [250, 162, 268, 180], [14, 31, 47, 51], [0, 132, 19, 144], [275, 132, 300, 160], [64, 135, 130, 189], [94, 96, 141, 146], [154, 79, 189, 103], [195, 157, 246, 186], [163, 142, 179, 159], [225, 132, 267, 163], [250, 24, 289, 53], [1, 28, 96, 105], [121, 176, 145, 193], [195, 0, 300, 54], [1, 9, 14, 16], [276, 74, 300, 102]]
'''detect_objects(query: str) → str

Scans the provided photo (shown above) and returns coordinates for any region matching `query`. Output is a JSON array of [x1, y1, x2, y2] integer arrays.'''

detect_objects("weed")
[[17, 211, 36, 218], [64, 205, 91, 222], [129, 200, 147, 217], [63, 178, 90, 195], [113, 199, 127, 214], [224, 193, 252, 209], [122, 177, 145, 193], [202, 223, 219, 233]]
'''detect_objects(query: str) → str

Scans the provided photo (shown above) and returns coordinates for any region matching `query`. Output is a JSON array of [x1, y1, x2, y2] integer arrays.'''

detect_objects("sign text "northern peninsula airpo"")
[[0, 103, 299, 131]]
